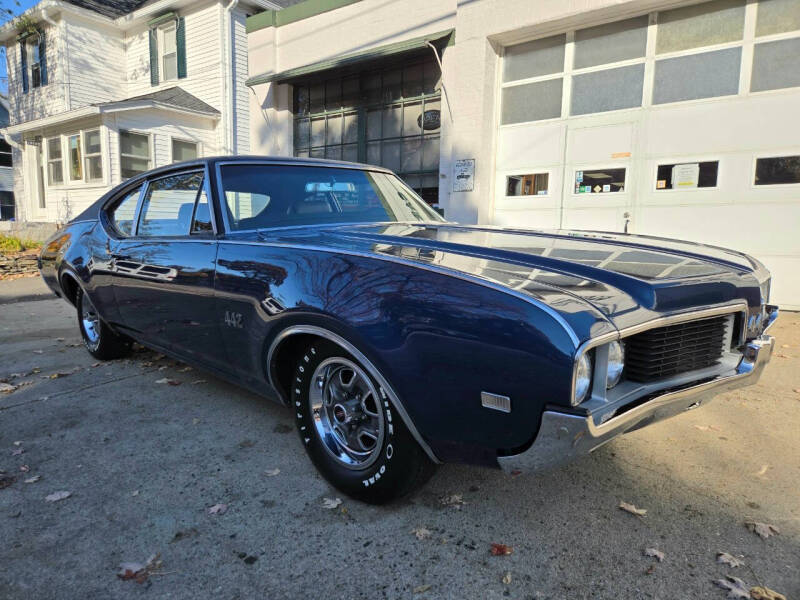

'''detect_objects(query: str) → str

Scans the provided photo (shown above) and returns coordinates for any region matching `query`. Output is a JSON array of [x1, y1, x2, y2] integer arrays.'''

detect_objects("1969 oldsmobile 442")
[[39, 157, 778, 503]]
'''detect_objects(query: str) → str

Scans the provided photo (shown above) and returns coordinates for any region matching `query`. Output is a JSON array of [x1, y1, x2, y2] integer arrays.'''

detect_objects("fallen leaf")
[[412, 584, 431, 594], [238, 439, 255, 448], [32, 350, 44, 354], [45, 490, 71, 502], [713, 576, 750, 599], [155, 378, 181, 386], [750, 586, 787, 600], [645, 564, 656, 575], [117, 553, 162, 584], [411, 527, 431, 540], [694, 425, 720, 432], [321, 497, 342, 510], [13, 441, 22, 446], [775, 353, 791, 359], [11, 447, 24, 456], [501, 571, 512, 585], [644, 548, 665, 562], [264, 468, 280, 477], [619, 501, 647, 517], [178, 366, 192, 372], [716, 552, 744, 568], [490, 543, 513, 556], [208, 503, 228, 515], [754, 465, 770, 476], [0, 382, 17, 393], [55, 337, 65, 342], [24, 475, 41, 484], [131, 490, 139, 497], [439, 493, 466, 509], [745, 521, 779, 539], [190, 379, 207, 385], [19, 464, 29, 472]]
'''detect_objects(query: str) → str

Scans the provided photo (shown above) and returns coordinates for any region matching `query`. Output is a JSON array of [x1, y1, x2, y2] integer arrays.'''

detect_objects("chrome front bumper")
[[498, 334, 775, 473]]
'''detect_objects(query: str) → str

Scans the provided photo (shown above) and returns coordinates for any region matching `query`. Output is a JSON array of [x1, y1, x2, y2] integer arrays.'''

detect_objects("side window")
[[110, 186, 142, 237], [138, 171, 204, 237], [192, 189, 213, 233]]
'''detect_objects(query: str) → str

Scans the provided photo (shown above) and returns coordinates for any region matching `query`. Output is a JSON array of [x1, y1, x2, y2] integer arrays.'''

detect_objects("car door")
[[110, 168, 226, 368]]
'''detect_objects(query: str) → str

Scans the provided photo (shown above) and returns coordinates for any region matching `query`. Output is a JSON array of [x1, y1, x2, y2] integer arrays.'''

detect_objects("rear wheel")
[[76, 287, 132, 360], [292, 340, 436, 504]]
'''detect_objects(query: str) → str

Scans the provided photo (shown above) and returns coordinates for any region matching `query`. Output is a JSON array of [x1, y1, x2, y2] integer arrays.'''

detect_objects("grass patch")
[[0, 235, 43, 254]]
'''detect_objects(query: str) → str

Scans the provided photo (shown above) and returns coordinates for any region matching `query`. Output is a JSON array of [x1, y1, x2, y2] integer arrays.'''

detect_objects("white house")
[[0, 0, 291, 224], [246, 0, 800, 309]]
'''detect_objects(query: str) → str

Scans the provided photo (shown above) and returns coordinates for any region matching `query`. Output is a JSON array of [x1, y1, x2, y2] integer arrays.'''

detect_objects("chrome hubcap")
[[80, 293, 101, 351], [309, 358, 385, 470]]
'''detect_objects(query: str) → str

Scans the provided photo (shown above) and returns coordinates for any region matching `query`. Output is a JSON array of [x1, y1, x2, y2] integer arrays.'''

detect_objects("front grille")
[[624, 316, 729, 383]]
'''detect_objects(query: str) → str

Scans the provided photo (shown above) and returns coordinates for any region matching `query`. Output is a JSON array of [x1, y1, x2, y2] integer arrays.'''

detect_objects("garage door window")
[[574, 168, 626, 194], [506, 173, 549, 196], [655, 0, 745, 54], [754, 156, 800, 185], [653, 47, 741, 104], [656, 161, 719, 190]]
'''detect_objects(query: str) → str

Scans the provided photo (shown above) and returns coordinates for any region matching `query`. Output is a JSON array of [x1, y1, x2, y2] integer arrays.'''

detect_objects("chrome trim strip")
[[219, 239, 581, 346], [501, 334, 774, 473], [569, 302, 748, 405], [266, 324, 441, 464]]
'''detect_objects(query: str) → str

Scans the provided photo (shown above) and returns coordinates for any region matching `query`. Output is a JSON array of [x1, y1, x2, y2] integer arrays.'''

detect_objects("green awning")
[[246, 28, 454, 87]]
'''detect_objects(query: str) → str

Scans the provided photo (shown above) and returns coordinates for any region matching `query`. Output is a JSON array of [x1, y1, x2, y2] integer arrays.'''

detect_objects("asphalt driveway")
[[1, 290, 798, 599]]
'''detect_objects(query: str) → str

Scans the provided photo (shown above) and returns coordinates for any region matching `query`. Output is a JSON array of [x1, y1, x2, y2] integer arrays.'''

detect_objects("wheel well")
[[269, 333, 323, 402], [60, 272, 80, 307]]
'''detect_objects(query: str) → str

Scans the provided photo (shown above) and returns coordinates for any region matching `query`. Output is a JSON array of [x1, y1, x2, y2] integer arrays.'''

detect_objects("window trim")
[[82, 129, 103, 183], [170, 136, 200, 163], [45, 135, 64, 186], [119, 129, 153, 181], [66, 132, 83, 182], [750, 152, 800, 188], [652, 157, 721, 193]]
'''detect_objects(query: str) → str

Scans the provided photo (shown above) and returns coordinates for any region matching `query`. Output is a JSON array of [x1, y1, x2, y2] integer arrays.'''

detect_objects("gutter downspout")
[[1, 129, 23, 150], [224, 0, 240, 155]]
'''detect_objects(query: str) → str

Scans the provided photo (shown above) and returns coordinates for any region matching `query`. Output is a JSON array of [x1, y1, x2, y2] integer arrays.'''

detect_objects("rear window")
[[219, 164, 443, 231], [109, 186, 142, 236]]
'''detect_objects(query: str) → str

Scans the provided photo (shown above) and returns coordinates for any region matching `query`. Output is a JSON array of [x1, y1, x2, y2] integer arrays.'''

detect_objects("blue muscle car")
[[39, 157, 778, 503]]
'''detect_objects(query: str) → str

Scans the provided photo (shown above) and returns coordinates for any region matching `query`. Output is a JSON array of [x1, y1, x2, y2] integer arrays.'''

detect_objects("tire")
[[76, 287, 132, 361], [292, 340, 436, 504]]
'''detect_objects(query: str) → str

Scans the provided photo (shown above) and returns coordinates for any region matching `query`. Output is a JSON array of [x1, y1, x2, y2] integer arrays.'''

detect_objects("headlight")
[[606, 341, 624, 389], [573, 353, 593, 406]]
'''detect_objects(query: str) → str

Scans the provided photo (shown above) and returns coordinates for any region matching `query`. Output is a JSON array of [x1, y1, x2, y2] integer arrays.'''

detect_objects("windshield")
[[219, 164, 445, 231]]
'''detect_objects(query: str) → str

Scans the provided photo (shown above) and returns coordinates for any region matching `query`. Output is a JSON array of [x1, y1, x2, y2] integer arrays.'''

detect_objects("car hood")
[[250, 223, 764, 341]]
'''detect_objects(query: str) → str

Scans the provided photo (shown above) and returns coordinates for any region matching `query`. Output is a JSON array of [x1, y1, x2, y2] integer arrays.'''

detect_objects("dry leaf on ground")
[[714, 576, 750, 599], [190, 379, 207, 385], [24, 475, 40, 484], [745, 520, 779, 539], [490, 543, 513, 556], [117, 553, 163, 584], [155, 378, 181, 385], [45, 490, 71, 502], [644, 548, 665, 562], [439, 493, 466, 509], [694, 425, 720, 432], [11, 447, 24, 456], [207, 503, 228, 515], [0, 382, 17, 393], [264, 468, 280, 477], [716, 552, 744, 568], [619, 501, 647, 516], [321, 497, 342, 509], [754, 465, 770, 476], [411, 527, 431, 540], [412, 584, 431, 594], [750, 586, 787, 600], [501, 571, 512, 585]]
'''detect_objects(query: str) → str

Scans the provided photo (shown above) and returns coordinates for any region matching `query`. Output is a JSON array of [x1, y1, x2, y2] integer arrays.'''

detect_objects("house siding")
[[232, 9, 250, 154], [65, 17, 125, 109]]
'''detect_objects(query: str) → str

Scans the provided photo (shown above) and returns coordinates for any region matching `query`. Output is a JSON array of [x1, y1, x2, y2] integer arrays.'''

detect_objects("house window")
[[46, 137, 63, 185], [0, 191, 14, 221], [754, 156, 800, 185], [120, 131, 151, 179], [172, 138, 198, 163], [506, 173, 549, 196], [160, 22, 178, 81], [0, 140, 12, 168], [67, 134, 82, 181], [28, 39, 42, 88], [574, 168, 627, 193], [656, 161, 719, 189], [83, 130, 103, 182]]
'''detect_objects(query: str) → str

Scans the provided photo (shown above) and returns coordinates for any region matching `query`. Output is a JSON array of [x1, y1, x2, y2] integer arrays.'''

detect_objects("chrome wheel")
[[309, 357, 385, 470], [80, 293, 101, 351]]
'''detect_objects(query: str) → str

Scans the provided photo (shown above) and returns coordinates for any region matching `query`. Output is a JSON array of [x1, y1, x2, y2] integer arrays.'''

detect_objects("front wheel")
[[292, 340, 436, 504], [76, 287, 132, 360]]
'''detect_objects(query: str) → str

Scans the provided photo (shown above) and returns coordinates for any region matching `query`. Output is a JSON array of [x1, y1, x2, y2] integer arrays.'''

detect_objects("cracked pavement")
[[1, 292, 798, 599]]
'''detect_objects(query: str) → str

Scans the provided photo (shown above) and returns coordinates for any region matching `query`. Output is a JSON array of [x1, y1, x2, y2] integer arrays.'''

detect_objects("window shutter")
[[38, 32, 48, 86], [149, 28, 159, 86], [20, 42, 29, 93], [176, 17, 187, 79]]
